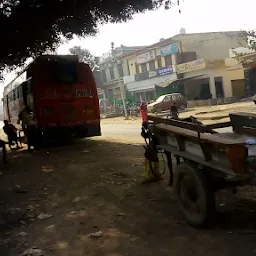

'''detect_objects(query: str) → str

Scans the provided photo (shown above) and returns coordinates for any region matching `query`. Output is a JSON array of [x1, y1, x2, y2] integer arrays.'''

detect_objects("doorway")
[[214, 77, 224, 98]]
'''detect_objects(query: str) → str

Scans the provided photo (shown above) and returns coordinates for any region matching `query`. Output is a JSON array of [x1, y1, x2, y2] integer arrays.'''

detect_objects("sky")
[[58, 0, 255, 56], [1, 0, 255, 93]]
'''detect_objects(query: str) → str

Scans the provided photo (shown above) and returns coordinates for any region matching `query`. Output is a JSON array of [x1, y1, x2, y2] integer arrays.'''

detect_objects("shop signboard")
[[136, 50, 155, 64], [176, 58, 206, 74], [160, 42, 179, 56], [157, 66, 173, 76]]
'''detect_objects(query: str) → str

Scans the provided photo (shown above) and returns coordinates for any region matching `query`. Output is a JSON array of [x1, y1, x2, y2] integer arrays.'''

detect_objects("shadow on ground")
[[0, 138, 256, 256]]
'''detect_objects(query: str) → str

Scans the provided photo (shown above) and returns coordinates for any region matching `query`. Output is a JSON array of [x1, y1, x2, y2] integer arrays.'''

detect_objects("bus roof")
[[3, 55, 79, 95]]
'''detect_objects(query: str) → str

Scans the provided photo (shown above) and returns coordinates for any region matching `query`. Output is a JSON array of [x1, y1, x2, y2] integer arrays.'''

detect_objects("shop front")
[[126, 68, 177, 103]]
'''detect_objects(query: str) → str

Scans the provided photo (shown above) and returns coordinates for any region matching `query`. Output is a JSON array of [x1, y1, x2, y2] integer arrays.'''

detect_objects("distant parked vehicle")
[[147, 93, 187, 113], [252, 94, 256, 104]]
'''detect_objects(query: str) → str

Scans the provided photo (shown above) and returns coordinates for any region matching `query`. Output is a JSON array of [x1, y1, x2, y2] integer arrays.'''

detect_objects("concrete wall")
[[125, 32, 243, 76], [229, 47, 255, 58], [225, 57, 242, 67], [177, 32, 244, 60]]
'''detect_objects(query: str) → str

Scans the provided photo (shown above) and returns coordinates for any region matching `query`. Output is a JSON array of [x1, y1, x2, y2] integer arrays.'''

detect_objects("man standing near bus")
[[17, 106, 38, 151]]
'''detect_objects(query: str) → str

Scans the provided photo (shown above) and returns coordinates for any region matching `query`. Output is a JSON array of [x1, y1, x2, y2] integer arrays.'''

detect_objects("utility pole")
[[111, 42, 128, 119]]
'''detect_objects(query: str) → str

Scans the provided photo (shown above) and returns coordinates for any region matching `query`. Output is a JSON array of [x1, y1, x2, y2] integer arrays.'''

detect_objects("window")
[[164, 55, 172, 66], [214, 77, 224, 98], [101, 70, 107, 82], [109, 67, 115, 80], [141, 63, 147, 73], [172, 94, 180, 101], [163, 96, 171, 102], [50, 60, 77, 84], [135, 63, 140, 74], [16, 87, 19, 99], [9, 91, 13, 102], [13, 89, 16, 101], [18, 85, 23, 98], [157, 56, 162, 68], [149, 60, 156, 71], [117, 64, 124, 77]]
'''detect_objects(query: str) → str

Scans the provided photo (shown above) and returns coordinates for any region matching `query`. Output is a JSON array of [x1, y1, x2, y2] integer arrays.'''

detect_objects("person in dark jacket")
[[3, 120, 20, 149], [170, 102, 179, 119], [17, 106, 38, 151], [0, 139, 7, 163]]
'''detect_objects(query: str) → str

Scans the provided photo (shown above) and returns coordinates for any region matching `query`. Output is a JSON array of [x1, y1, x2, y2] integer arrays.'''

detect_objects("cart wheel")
[[173, 162, 215, 228]]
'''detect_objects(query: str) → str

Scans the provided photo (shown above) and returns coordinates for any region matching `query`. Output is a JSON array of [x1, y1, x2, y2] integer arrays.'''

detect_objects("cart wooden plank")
[[206, 121, 231, 130], [155, 123, 245, 145], [148, 115, 210, 132]]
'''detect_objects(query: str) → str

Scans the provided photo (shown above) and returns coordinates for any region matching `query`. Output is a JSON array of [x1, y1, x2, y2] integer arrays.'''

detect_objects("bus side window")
[[23, 83, 28, 96], [27, 79, 32, 93], [18, 85, 23, 98], [13, 89, 16, 101], [22, 79, 32, 96], [16, 87, 19, 99], [8, 92, 12, 102]]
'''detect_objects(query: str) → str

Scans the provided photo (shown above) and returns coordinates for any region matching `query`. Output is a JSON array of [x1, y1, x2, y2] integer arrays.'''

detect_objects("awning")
[[156, 74, 207, 88]]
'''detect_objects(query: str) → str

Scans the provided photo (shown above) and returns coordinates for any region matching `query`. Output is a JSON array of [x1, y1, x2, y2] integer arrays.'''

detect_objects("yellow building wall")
[[155, 48, 165, 69], [226, 68, 244, 80], [225, 57, 242, 67], [126, 55, 138, 75]]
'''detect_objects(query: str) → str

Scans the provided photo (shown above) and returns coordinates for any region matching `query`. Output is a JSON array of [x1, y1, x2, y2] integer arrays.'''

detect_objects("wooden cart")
[[145, 113, 256, 228]]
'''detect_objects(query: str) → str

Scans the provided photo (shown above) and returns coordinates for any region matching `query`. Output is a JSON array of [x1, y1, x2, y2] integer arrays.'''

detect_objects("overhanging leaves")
[[0, 0, 172, 74]]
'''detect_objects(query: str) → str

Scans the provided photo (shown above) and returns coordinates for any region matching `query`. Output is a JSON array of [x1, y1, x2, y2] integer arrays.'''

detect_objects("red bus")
[[3, 55, 101, 141]]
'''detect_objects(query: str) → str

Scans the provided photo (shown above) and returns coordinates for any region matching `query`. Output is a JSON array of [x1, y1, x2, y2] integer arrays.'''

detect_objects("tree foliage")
[[233, 30, 256, 66], [69, 46, 98, 69], [0, 0, 172, 73]]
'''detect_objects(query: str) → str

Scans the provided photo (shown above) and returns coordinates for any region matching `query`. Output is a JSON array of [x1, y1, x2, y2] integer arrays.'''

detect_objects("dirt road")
[[0, 122, 256, 255]]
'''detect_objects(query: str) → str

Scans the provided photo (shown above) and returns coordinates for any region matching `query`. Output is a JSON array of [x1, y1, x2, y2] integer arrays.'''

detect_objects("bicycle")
[[129, 107, 139, 120]]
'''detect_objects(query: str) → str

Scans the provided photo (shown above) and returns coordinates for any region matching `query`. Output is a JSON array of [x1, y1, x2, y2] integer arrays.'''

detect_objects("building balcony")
[[101, 78, 122, 87], [123, 65, 176, 84]]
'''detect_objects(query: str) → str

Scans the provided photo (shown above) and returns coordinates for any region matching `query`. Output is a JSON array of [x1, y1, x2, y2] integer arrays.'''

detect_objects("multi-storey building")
[[121, 30, 245, 103], [99, 45, 145, 103]]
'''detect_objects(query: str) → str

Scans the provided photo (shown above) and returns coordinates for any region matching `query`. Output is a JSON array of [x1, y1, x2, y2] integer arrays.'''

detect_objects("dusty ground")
[[0, 132, 256, 255], [0, 102, 256, 255]]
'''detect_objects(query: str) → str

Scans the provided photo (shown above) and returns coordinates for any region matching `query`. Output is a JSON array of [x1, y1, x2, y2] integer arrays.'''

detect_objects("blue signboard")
[[134, 66, 174, 81], [157, 66, 173, 76], [160, 42, 179, 56]]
